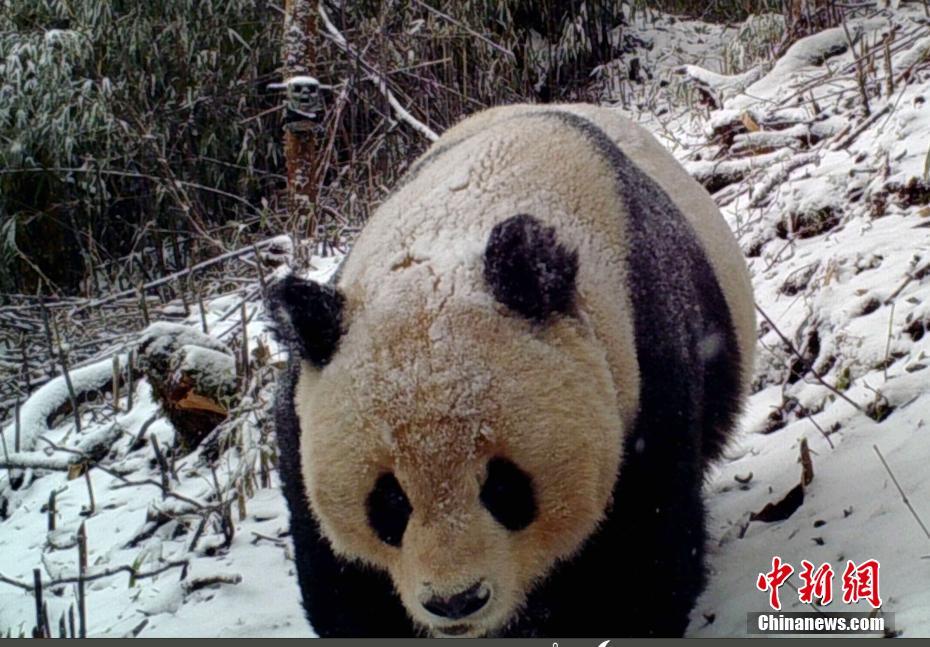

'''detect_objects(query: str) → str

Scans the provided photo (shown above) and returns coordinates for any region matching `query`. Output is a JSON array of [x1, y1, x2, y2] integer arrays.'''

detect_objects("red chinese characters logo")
[[798, 560, 834, 605], [757, 558, 882, 610], [756, 556, 793, 611], [842, 559, 882, 608]]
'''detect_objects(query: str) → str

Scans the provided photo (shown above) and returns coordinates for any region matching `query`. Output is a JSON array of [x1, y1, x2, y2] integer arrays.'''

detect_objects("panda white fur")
[[269, 103, 755, 638]]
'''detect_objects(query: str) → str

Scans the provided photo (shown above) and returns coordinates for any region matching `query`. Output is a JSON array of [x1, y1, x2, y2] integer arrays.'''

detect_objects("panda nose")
[[422, 581, 490, 619]]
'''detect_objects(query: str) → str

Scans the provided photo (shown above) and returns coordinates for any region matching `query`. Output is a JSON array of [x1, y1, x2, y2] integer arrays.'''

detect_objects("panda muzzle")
[[421, 580, 491, 620]]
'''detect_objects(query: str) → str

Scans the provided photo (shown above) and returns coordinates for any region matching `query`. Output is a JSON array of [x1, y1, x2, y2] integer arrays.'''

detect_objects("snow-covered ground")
[[2, 4, 930, 638], [620, 4, 930, 637]]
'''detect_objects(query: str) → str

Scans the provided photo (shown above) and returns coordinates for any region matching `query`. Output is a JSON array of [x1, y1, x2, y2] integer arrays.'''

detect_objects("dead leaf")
[[67, 462, 88, 480], [176, 391, 227, 416], [741, 111, 761, 132]]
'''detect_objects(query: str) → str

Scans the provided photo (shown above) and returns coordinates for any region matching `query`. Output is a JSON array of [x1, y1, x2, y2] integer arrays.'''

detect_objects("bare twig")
[[410, 0, 514, 60], [831, 104, 891, 150], [756, 304, 864, 413], [0, 560, 189, 593], [807, 415, 835, 450], [71, 238, 285, 315], [77, 523, 87, 638], [873, 444, 930, 543], [33, 569, 46, 638], [318, 2, 439, 142]]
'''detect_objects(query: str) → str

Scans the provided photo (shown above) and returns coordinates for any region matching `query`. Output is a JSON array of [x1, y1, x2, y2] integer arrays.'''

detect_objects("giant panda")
[[269, 103, 755, 638]]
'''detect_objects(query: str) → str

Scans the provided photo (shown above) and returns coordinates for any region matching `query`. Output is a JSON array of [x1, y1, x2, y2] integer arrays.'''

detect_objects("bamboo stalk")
[[13, 398, 20, 452], [138, 287, 150, 327], [127, 350, 135, 411], [32, 569, 45, 638], [197, 290, 208, 334], [48, 490, 56, 531], [112, 355, 120, 413], [84, 470, 96, 516], [55, 330, 82, 435], [240, 302, 250, 384], [77, 523, 87, 638]]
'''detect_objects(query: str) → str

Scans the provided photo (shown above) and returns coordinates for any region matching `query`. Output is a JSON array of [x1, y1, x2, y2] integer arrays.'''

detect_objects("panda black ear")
[[267, 274, 345, 368], [483, 214, 578, 322]]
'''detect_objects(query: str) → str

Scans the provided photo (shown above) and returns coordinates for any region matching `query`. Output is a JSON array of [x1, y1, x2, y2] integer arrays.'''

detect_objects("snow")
[[618, 5, 930, 637], [4, 5, 930, 638], [0, 259, 339, 638], [0, 355, 125, 453]]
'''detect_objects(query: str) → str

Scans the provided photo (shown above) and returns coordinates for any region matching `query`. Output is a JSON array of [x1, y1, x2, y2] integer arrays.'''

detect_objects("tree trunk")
[[283, 0, 318, 244]]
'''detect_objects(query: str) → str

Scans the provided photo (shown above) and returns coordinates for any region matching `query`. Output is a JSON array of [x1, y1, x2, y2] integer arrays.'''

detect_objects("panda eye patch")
[[480, 457, 536, 531], [366, 473, 412, 547]]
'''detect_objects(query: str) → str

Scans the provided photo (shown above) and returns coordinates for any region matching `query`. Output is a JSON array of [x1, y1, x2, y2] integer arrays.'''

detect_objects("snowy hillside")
[[621, 3, 930, 637], [671, 6, 930, 637], [2, 4, 930, 638]]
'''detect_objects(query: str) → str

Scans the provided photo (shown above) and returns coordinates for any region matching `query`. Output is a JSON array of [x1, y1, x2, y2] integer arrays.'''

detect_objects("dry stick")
[[21, 335, 31, 392], [111, 355, 120, 413], [240, 303, 250, 384], [59, 613, 67, 639], [38, 290, 55, 377], [138, 287, 150, 327], [884, 35, 894, 97], [83, 470, 95, 516], [68, 605, 75, 639], [47, 490, 57, 531], [831, 103, 891, 150], [409, 0, 514, 59], [884, 262, 930, 305], [197, 290, 209, 334], [842, 18, 871, 116], [77, 522, 87, 638], [42, 601, 51, 639], [0, 560, 189, 593], [0, 427, 11, 479], [72, 238, 283, 315], [126, 350, 134, 411], [755, 304, 864, 413], [32, 569, 45, 638], [179, 285, 191, 317], [873, 444, 930, 543], [318, 1, 438, 142], [101, 470, 206, 510], [883, 301, 895, 383], [251, 244, 267, 294], [55, 331, 82, 435], [14, 398, 20, 452], [807, 414, 835, 450], [150, 436, 170, 497], [800, 438, 814, 487]]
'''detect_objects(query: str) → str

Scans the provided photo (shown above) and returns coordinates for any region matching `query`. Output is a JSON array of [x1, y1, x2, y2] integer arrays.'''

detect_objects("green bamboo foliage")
[[0, 0, 282, 293]]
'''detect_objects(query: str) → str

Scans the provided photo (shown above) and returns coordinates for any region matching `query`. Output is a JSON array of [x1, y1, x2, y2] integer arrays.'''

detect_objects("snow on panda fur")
[[269, 104, 755, 638]]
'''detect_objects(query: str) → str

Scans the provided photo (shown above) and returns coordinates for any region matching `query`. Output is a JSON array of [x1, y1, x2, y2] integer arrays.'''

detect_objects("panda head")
[[272, 215, 624, 637]]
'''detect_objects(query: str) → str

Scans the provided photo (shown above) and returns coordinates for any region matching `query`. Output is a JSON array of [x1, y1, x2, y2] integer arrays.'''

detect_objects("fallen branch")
[[0, 559, 189, 592]]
